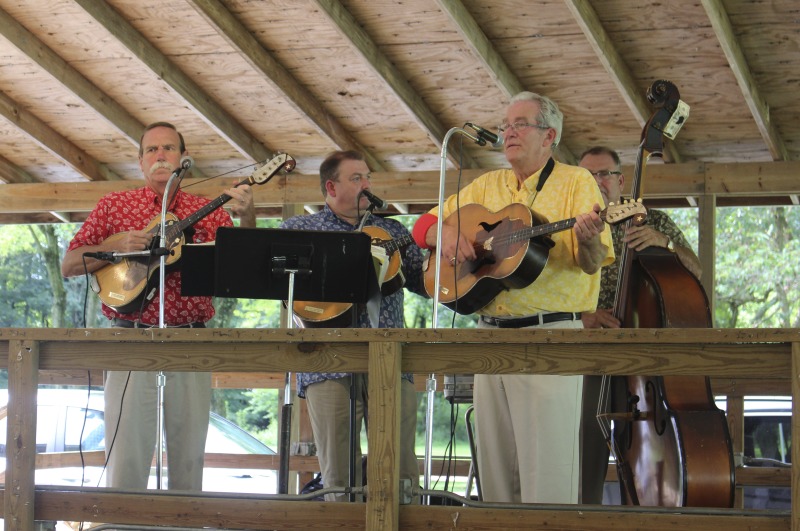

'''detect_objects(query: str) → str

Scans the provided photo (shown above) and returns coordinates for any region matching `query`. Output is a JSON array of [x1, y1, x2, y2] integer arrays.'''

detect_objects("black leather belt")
[[480, 312, 581, 328], [112, 318, 206, 329]]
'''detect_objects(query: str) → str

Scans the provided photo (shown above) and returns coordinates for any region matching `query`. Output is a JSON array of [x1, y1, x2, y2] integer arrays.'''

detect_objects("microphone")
[[83, 251, 120, 263], [360, 189, 388, 210], [83, 247, 173, 262], [465, 122, 503, 148]]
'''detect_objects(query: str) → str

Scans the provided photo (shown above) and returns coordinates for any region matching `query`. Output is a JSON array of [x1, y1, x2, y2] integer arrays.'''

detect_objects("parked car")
[[717, 395, 791, 510], [0, 388, 277, 494]]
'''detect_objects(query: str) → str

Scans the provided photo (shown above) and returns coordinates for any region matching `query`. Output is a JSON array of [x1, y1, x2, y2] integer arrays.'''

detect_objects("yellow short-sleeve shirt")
[[432, 160, 615, 316]]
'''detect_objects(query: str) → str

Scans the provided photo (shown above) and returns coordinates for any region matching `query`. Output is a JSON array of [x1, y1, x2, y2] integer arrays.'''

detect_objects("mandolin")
[[92, 153, 295, 313], [292, 225, 416, 328], [423, 200, 647, 315]]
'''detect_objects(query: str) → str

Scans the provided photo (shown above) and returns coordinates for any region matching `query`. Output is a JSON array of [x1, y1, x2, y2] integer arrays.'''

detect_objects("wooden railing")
[[0, 327, 797, 530]]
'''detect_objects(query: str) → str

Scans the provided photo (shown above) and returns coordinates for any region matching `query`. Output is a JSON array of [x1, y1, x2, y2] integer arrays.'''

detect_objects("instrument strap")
[[526, 157, 555, 208]]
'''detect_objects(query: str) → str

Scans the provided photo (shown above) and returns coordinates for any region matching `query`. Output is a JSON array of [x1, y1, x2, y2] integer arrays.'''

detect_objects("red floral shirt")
[[67, 186, 233, 325]]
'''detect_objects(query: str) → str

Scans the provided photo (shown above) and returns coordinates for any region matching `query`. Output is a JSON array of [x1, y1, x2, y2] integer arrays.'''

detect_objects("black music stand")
[[182, 226, 375, 496]]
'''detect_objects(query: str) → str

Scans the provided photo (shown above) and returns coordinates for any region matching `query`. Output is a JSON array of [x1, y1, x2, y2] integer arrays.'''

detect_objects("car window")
[[206, 414, 275, 455], [64, 407, 105, 452], [745, 416, 791, 463]]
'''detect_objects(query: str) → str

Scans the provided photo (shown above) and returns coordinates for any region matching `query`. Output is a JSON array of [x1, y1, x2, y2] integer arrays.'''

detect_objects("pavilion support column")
[[366, 340, 403, 531], [5, 339, 40, 531], [792, 341, 800, 531], [698, 193, 717, 313]]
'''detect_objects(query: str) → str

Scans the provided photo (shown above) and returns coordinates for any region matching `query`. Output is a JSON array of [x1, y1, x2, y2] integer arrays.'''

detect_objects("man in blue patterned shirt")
[[281, 150, 426, 502]]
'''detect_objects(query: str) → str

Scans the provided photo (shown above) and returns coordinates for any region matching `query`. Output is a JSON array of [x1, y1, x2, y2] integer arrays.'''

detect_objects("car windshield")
[[0, 389, 277, 494]]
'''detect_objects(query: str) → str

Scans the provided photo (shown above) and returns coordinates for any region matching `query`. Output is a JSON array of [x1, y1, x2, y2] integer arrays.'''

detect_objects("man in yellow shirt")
[[412, 92, 614, 503]]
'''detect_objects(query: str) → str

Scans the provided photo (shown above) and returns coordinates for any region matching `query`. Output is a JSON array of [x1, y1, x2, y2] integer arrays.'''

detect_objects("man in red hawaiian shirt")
[[62, 122, 255, 491]]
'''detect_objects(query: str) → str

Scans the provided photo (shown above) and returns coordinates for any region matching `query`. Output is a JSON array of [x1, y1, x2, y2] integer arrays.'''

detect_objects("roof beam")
[[434, 0, 524, 99], [435, 0, 576, 164], [701, 0, 788, 161], [313, 0, 479, 170], [563, 0, 683, 163], [186, 0, 386, 172], [0, 153, 38, 184], [74, 0, 272, 163], [3, 160, 798, 218], [0, 6, 144, 147], [0, 89, 121, 181]]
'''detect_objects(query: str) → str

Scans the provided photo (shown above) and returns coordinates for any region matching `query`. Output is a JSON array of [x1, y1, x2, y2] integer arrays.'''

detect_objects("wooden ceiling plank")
[[0, 153, 38, 184], [73, 0, 272, 164], [434, 0, 524, 99], [186, 0, 385, 172], [0, 90, 120, 182], [0, 5, 143, 147], [435, 0, 575, 164], [313, 0, 478, 170], [701, 0, 789, 161], [563, 0, 682, 163]]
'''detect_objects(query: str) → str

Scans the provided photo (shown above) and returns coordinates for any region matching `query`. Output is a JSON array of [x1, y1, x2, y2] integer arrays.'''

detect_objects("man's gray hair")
[[509, 92, 563, 147]]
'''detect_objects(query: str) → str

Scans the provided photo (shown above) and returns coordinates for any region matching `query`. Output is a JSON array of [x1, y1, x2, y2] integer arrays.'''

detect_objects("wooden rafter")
[[313, 0, 479, 170], [186, 0, 386, 172], [0, 6, 143, 147], [0, 90, 121, 182], [0, 154, 38, 184], [563, 0, 682, 163], [73, 0, 272, 163], [435, 0, 577, 164], [701, 0, 788, 161]]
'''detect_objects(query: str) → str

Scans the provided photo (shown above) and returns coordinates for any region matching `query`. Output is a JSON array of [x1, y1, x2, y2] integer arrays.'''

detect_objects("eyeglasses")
[[587, 170, 622, 180], [497, 121, 550, 134]]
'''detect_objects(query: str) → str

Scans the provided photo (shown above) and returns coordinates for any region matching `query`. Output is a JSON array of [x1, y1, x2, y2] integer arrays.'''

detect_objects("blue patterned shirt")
[[281, 205, 426, 397]]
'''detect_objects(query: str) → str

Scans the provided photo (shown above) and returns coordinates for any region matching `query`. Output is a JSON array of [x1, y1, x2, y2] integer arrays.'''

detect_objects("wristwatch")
[[666, 236, 676, 252]]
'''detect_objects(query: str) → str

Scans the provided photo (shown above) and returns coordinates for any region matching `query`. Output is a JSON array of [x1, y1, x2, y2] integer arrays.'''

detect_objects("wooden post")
[[366, 340, 402, 531], [698, 193, 716, 311], [726, 394, 745, 508], [5, 339, 39, 531], [792, 341, 800, 531]]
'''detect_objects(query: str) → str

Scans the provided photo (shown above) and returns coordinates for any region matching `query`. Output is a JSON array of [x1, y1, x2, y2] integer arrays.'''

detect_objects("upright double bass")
[[605, 80, 734, 507]]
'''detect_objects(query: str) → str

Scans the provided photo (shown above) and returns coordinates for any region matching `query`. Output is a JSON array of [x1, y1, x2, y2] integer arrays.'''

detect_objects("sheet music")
[[371, 245, 389, 285]]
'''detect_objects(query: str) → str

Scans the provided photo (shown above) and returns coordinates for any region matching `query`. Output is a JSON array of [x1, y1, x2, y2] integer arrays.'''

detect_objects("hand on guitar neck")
[[62, 153, 296, 312]]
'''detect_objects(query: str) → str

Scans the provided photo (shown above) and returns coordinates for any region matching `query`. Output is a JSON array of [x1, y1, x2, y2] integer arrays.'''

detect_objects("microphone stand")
[[423, 126, 482, 502], [155, 165, 189, 490]]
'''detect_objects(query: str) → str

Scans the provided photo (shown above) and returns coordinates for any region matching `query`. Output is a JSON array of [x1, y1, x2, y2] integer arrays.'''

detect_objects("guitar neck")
[[516, 210, 614, 242], [521, 218, 576, 241], [163, 175, 254, 241], [379, 233, 414, 254], [164, 193, 232, 241]]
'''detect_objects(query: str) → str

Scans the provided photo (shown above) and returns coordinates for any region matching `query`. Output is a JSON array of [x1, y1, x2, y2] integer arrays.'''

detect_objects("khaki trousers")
[[474, 318, 583, 503], [104, 370, 211, 490], [305, 375, 419, 502]]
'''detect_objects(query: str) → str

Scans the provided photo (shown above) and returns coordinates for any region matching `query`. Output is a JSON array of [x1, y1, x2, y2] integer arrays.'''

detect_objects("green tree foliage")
[[665, 206, 799, 328]]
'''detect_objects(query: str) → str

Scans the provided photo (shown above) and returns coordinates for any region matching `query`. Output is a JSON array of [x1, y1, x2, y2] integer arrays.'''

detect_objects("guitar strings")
[[178, 160, 274, 190]]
